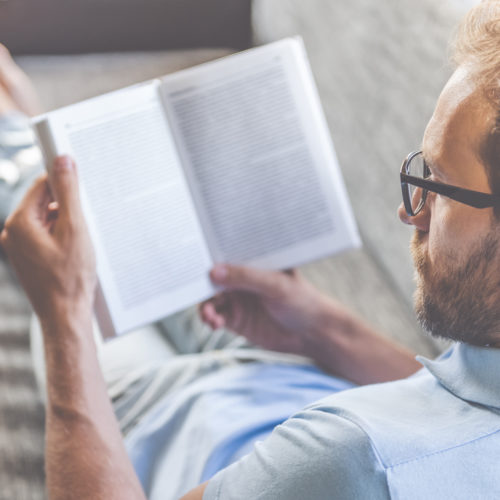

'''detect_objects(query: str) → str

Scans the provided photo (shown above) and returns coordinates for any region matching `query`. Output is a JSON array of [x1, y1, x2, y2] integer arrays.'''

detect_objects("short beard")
[[411, 229, 500, 346]]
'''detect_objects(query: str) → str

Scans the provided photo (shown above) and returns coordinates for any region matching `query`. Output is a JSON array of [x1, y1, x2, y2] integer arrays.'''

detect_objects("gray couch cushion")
[[18, 49, 233, 111], [252, 0, 472, 355]]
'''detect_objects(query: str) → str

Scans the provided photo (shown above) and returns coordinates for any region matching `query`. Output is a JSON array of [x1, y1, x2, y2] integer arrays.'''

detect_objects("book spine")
[[32, 118, 58, 173], [33, 118, 118, 338]]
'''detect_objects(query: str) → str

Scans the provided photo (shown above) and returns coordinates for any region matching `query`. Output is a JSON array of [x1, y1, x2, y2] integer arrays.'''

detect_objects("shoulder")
[[316, 369, 500, 467], [204, 365, 500, 499], [204, 406, 389, 500]]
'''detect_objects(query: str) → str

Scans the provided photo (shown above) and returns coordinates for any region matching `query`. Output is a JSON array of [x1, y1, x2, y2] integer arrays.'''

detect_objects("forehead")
[[422, 66, 497, 186]]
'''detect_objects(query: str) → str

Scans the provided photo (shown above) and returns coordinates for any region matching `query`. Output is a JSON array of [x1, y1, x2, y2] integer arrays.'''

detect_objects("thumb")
[[210, 263, 290, 299], [48, 156, 82, 220], [1, 175, 51, 246]]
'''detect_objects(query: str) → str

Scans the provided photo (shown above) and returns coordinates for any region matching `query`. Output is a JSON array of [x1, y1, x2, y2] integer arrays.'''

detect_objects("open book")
[[33, 38, 361, 336]]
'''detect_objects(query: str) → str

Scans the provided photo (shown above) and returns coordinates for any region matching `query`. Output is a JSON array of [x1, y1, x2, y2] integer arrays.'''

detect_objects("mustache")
[[412, 229, 427, 245]]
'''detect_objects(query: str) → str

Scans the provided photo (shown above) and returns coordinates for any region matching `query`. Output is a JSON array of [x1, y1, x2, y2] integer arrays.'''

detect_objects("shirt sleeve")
[[203, 406, 389, 500]]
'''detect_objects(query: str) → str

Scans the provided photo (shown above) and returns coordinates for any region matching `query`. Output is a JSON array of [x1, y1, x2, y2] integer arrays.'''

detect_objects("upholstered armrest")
[[0, 0, 252, 54]]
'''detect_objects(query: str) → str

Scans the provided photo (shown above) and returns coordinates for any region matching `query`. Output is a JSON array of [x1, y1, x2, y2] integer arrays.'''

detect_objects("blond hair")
[[451, 1, 500, 207], [452, 0, 500, 97]]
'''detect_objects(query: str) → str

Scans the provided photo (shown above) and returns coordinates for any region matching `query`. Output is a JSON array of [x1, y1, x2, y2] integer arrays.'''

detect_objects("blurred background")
[[0, 0, 482, 497]]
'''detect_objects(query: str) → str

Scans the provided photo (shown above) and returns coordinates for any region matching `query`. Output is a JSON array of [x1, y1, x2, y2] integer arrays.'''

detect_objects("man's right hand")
[[200, 264, 346, 357], [1, 156, 96, 325], [201, 263, 421, 384]]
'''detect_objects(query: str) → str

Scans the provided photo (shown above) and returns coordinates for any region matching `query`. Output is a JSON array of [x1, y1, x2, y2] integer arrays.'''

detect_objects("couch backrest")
[[251, 0, 478, 355], [253, 0, 470, 307], [0, 0, 252, 54]]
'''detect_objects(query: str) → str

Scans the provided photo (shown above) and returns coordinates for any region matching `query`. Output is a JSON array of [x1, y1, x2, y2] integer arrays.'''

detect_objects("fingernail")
[[55, 156, 73, 170], [212, 264, 228, 282]]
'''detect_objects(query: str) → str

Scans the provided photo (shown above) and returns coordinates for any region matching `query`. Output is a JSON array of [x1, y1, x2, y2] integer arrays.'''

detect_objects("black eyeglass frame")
[[400, 150, 500, 216]]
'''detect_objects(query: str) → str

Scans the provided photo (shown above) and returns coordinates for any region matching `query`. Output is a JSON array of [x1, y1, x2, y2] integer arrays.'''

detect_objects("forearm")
[[41, 304, 146, 500], [303, 299, 421, 385]]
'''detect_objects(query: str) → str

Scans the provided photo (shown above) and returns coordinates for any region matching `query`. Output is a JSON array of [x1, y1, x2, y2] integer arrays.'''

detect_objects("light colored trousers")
[[31, 307, 313, 435]]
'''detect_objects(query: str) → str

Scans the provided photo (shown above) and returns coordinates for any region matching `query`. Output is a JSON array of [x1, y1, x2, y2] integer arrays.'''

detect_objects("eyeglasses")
[[400, 151, 500, 216]]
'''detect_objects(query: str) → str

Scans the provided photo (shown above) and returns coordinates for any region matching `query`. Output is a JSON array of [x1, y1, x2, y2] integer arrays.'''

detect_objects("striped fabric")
[[0, 255, 45, 500]]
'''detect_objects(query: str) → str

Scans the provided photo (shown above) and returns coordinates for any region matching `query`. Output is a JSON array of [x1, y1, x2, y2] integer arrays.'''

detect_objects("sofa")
[[0, 0, 474, 497]]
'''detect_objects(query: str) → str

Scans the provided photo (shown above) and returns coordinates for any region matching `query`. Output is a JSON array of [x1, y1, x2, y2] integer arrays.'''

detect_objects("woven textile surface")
[[0, 255, 45, 500]]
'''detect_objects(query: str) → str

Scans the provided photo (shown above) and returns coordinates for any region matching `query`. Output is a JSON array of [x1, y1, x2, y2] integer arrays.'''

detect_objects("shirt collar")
[[417, 342, 500, 410]]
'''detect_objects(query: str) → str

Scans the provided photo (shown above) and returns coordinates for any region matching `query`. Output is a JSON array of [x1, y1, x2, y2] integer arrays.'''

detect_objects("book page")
[[161, 38, 360, 271], [37, 82, 215, 334]]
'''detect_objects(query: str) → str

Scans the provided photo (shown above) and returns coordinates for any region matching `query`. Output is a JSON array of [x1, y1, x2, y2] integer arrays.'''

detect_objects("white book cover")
[[33, 38, 361, 336]]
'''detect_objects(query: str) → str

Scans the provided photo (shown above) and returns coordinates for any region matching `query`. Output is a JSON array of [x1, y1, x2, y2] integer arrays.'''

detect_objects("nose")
[[397, 202, 430, 232], [398, 202, 412, 225]]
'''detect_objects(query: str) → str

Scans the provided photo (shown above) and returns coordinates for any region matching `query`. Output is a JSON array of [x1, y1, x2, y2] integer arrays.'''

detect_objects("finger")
[[46, 208, 59, 224], [48, 156, 82, 222], [213, 293, 230, 313], [210, 263, 289, 299], [3, 175, 51, 235], [214, 316, 225, 330], [204, 296, 230, 326], [19, 174, 51, 217], [46, 201, 59, 223], [198, 300, 212, 322], [215, 293, 237, 325], [0, 179, 52, 258], [199, 300, 215, 322], [200, 301, 226, 329]]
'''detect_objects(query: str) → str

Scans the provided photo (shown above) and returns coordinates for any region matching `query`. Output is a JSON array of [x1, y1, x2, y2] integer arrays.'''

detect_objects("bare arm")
[[1, 158, 146, 500], [301, 300, 420, 385], [41, 306, 146, 500], [200, 265, 420, 385]]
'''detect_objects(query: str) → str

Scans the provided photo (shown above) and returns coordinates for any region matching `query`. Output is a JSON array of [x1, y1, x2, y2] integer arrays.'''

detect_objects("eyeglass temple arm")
[[400, 173, 500, 209]]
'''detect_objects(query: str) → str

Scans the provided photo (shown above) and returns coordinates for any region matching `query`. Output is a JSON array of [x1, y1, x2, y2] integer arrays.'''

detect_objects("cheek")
[[427, 203, 455, 266], [428, 199, 494, 265]]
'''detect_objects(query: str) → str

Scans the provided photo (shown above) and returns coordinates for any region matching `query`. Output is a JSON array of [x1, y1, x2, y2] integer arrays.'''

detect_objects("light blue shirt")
[[205, 343, 500, 499], [125, 361, 355, 499]]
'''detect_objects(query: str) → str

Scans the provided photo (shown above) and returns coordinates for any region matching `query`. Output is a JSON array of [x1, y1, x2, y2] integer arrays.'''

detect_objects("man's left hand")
[[1, 155, 96, 323]]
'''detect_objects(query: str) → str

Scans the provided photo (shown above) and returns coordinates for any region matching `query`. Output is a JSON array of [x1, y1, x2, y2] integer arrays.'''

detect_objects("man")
[[2, 1, 500, 498]]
